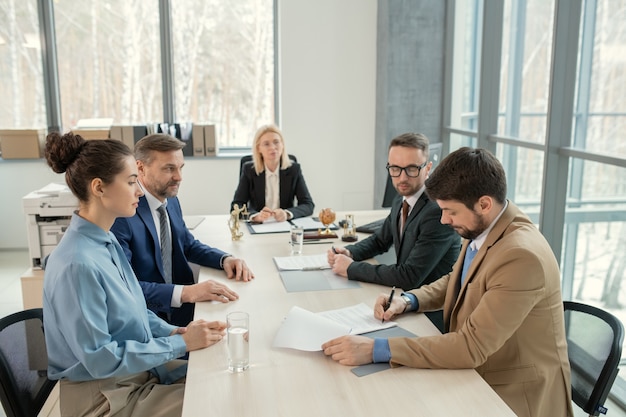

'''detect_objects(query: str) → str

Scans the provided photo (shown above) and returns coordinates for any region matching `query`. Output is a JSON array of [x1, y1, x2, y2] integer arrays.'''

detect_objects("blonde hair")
[[251, 124, 292, 174]]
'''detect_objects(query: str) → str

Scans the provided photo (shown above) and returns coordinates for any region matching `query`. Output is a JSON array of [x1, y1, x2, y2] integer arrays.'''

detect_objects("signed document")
[[272, 303, 397, 351]]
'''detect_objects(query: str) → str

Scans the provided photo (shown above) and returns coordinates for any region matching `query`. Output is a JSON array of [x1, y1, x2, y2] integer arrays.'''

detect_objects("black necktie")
[[157, 205, 172, 284]]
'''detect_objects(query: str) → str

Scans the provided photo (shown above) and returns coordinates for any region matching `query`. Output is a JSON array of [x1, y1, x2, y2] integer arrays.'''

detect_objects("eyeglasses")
[[386, 161, 428, 178], [260, 139, 282, 148]]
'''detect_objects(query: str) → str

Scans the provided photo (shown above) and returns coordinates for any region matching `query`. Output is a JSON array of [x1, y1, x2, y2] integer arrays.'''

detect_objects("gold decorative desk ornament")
[[301, 208, 337, 239], [341, 214, 358, 242], [228, 204, 247, 240]]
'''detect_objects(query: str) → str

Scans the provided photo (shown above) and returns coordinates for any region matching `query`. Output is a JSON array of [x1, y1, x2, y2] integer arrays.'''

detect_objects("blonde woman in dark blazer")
[[231, 124, 314, 223]]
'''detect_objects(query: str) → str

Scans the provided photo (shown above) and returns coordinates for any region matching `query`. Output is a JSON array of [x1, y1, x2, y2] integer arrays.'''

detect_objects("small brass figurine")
[[229, 204, 246, 240]]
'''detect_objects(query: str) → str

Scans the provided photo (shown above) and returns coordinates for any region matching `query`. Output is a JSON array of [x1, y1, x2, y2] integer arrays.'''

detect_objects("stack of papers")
[[272, 303, 397, 351], [273, 254, 330, 271]]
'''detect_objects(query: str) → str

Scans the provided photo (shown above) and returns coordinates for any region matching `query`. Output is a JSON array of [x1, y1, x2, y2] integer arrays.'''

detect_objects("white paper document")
[[318, 303, 397, 335], [273, 306, 351, 351], [272, 304, 397, 351], [273, 253, 331, 271]]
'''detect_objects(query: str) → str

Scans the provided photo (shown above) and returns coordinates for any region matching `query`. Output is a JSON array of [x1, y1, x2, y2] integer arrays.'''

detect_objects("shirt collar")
[[402, 185, 426, 208], [470, 200, 509, 251], [139, 180, 167, 211], [71, 211, 115, 245]]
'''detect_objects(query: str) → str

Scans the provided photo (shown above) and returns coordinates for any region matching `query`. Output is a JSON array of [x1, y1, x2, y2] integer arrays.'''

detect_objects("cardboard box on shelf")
[[72, 129, 111, 140], [0, 129, 47, 159]]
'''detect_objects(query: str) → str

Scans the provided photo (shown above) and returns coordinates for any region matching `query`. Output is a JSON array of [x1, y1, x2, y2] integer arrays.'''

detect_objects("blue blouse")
[[44, 213, 187, 381]]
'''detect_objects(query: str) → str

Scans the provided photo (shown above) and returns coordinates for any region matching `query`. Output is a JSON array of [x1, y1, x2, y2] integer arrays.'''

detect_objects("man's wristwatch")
[[401, 294, 412, 313]]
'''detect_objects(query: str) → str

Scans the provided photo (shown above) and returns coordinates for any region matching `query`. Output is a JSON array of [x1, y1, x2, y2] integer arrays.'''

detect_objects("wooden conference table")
[[182, 210, 515, 417]]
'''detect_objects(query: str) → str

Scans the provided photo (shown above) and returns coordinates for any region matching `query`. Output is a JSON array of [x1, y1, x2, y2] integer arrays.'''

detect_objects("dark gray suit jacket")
[[346, 192, 460, 290]]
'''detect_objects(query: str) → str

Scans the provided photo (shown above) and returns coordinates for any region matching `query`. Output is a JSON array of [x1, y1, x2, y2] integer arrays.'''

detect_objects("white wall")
[[0, 0, 377, 249]]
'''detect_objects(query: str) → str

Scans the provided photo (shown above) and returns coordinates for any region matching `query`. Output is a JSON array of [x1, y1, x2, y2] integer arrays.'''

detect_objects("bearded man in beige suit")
[[323, 147, 573, 417]]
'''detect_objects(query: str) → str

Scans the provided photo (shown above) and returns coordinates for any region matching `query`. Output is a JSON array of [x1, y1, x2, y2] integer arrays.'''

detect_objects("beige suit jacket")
[[389, 202, 573, 417]]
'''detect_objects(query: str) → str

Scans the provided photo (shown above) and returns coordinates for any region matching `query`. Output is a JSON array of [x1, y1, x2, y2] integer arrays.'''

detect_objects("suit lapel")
[[136, 197, 165, 276], [279, 167, 293, 208], [448, 203, 518, 324], [253, 172, 267, 208]]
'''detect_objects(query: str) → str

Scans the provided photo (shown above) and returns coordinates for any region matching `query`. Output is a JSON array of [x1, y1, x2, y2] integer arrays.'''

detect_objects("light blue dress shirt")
[[44, 213, 188, 381]]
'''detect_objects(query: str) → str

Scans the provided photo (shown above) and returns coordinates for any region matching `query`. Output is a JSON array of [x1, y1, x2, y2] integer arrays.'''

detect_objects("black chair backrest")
[[564, 301, 624, 416], [239, 154, 298, 178], [0, 308, 57, 417]]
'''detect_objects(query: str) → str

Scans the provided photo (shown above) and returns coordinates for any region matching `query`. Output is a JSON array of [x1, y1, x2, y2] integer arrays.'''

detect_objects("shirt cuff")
[[171, 285, 183, 308], [401, 292, 419, 312], [372, 338, 392, 363], [220, 254, 232, 269], [285, 210, 294, 220]]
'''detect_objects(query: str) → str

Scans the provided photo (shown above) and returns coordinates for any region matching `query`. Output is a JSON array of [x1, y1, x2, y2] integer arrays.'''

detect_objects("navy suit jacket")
[[111, 196, 226, 327], [231, 162, 314, 219]]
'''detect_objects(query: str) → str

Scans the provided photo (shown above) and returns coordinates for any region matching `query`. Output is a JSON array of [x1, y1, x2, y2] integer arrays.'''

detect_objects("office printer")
[[22, 183, 78, 268]]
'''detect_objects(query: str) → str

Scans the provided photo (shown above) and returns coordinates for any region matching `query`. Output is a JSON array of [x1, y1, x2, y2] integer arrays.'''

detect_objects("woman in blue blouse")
[[231, 124, 315, 223], [43, 132, 226, 416]]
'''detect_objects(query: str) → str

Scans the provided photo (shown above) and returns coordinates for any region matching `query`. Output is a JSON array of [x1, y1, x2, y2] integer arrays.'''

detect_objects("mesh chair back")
[[0, 308, 56, 417], [564, 301, 624, 416]]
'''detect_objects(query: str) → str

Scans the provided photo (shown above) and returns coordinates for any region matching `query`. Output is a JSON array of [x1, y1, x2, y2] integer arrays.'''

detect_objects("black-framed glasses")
[[386, 161, 428, 178]]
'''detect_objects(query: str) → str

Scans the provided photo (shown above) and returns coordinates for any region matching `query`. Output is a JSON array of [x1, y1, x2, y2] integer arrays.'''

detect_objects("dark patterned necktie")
[[400, 200, 410, 235], [157, 205, 172, 284]]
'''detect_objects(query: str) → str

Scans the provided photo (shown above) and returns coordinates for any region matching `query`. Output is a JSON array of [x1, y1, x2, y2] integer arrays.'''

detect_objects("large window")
[[0, 0, 46, 129], [172, 0, 274, 147], [1, 0, 275, 151], [444, 0, 626, 408], [54, 0, 162, 127]]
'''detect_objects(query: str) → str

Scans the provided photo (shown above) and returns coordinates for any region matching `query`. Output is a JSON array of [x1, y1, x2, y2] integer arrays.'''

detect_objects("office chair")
[[563, 301, 624, 416], [0, 308, 57, 417], [239, 154, 298, 178]]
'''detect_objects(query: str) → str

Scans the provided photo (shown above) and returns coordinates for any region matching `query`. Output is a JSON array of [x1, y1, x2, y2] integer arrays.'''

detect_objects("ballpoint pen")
[[382, 286, 395, 323], [331, 246, 338, 254]]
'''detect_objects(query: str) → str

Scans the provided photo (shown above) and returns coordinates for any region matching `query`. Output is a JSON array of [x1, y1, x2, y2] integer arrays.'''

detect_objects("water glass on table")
[[227, 311, 250, 372], [290, 226, 304, 255]]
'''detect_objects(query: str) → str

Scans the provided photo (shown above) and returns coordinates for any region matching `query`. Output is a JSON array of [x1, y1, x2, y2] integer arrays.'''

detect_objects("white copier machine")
[[22, 183, 78, 268]]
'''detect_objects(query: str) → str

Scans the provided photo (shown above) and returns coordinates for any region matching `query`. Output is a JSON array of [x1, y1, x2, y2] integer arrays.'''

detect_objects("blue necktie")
[[460, 243, 477, 286], [157, 205, 172, 284]]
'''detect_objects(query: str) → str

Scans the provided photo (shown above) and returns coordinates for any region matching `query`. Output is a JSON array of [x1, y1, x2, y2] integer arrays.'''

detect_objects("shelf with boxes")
[[0, 122, 218, 160]]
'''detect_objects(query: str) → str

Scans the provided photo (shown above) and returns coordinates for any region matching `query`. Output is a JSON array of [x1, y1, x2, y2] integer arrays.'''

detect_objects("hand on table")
[[181, 279, 239, 304], [223, 256, 255, 282], [179, 319, 227, 351], [322, 335, 374, 366]]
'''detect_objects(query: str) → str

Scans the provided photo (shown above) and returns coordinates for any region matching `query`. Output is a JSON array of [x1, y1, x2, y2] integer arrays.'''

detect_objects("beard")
[[454, 212, 489, 240]]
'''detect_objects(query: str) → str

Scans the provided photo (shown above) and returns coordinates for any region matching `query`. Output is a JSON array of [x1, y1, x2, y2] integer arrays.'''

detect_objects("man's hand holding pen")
[[374, 288, 404, 323]]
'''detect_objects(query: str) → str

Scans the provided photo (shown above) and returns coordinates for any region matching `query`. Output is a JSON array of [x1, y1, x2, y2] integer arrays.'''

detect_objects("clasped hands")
[[326, 247, 353, 277], [251, 207, 289, 223], [321, 291, 407, 366]]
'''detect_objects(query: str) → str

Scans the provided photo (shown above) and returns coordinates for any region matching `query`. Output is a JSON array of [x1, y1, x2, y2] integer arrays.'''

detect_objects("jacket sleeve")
[[169, 199, 227, 269], [231, 163, 259, 215], [284, 164, 315, 219], [346, 203, 459, 290]]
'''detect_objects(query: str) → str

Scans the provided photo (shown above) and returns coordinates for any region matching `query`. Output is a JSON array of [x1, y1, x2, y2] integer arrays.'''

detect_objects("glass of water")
[[290, 226, 304, 255], [227, 311, 249, 372]]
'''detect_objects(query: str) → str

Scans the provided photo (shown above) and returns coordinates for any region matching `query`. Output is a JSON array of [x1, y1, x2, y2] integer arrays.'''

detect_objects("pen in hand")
[[382, 286, 395, 323], [331, 246, 338, 254]]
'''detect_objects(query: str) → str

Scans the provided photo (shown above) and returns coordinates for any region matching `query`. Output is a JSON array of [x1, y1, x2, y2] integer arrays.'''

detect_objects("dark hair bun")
[[45, 132, 86, 173]]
